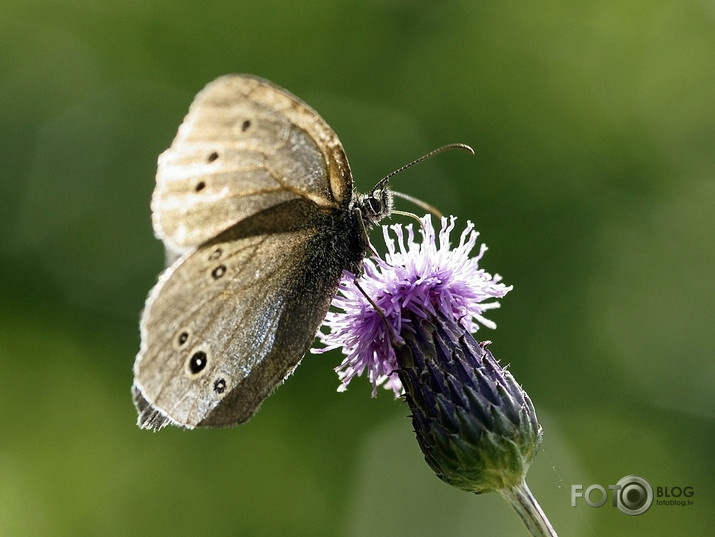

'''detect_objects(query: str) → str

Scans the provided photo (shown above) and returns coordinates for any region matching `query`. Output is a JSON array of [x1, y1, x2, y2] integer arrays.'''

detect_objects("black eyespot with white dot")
[[172, 328, 192, 351], [241, 119, 251, 132], [186, 350, 208, 376], [211, 265, 226, 279], [207, 151, 219, 162], [213, 378, 227, 394], [177, 331, 189, 346]]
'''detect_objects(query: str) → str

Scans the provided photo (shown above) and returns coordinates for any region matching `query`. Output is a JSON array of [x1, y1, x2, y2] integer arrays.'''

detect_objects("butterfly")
[[132, 74, 394, 430]]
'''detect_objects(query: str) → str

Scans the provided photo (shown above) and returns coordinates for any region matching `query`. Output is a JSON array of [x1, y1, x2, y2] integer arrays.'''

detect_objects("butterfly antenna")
[[375, 143, 474, 219], [379, 142, 474, 185]]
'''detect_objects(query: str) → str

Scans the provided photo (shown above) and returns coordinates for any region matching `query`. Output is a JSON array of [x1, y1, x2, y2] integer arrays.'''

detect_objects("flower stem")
[[498, 481, 558, 537]]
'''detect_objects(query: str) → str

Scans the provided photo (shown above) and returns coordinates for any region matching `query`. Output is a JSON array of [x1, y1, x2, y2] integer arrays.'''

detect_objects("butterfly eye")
[[185, 349, 210, 377], [366, 195, 382, 214]]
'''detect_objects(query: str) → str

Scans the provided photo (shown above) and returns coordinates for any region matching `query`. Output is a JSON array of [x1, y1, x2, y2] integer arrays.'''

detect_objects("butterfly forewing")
[[152, 75, 353, 255]]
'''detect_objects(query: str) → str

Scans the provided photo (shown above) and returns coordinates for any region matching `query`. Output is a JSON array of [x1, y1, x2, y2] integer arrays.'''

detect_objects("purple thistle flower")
[[313, 215, 512, 396], [313, 214, 556, 536]]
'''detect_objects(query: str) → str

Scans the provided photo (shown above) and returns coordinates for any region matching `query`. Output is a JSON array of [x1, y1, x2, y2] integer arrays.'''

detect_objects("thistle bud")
[[396, 310, 542, 494]]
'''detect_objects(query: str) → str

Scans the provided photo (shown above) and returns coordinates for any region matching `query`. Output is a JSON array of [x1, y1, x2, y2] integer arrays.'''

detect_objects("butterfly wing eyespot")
[[185, 349, 210, 377], [210, 264, 227, 280], [172, 328, 192, 351], [213, 378, 227, 394]]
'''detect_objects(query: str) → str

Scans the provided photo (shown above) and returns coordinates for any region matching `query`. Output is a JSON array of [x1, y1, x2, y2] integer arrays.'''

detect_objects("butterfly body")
[[133, 75, 390, 430]]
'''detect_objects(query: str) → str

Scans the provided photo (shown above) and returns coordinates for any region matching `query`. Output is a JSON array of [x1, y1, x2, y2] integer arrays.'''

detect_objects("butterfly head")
[[355, 177, 394, 225]]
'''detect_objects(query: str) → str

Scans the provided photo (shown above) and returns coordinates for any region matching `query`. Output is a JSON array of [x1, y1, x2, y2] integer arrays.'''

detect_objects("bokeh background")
[[1, 1, 712, 536]]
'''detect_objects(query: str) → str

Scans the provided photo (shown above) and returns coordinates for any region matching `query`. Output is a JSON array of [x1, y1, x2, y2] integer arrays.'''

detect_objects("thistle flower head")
[[313, 215, 512, 396], [313, 215, 543, 496]]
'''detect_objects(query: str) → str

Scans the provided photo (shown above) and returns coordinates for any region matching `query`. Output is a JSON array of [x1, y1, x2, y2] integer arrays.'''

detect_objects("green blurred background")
[[1, 1, 712, 535]]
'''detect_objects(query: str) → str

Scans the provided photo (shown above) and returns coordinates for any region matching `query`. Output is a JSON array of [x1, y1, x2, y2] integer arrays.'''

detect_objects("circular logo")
[[615, 475, 653, 515]]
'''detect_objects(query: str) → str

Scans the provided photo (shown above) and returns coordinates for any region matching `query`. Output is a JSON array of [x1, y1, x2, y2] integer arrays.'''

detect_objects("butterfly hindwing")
[[134, 199, 365, 429]]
